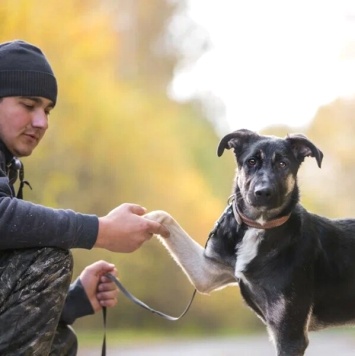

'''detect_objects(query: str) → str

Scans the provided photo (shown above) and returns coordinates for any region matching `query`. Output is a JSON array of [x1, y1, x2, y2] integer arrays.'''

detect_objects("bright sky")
[[170, 0, 355, 132]]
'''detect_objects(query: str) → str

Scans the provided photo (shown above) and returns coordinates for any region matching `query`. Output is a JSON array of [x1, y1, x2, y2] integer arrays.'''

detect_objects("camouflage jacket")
[[0, 140, 95, 323]]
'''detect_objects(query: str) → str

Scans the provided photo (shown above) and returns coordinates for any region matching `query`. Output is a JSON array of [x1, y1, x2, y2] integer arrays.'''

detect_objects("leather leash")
[[101, 274, 197, 356]]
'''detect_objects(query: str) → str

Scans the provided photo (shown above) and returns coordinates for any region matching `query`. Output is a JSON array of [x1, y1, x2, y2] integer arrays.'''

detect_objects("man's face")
[[0, 96, 53, 157]]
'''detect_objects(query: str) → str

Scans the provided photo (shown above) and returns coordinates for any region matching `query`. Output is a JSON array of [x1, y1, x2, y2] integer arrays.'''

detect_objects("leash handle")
[[101, 273, 196, 355]]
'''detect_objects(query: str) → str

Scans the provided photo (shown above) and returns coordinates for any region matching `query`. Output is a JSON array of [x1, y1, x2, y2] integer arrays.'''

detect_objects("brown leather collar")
[[230, 195, 291, 229]]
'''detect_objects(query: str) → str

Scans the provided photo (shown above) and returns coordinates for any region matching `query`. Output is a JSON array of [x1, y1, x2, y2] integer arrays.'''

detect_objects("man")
[[0, 40, 169, 355]]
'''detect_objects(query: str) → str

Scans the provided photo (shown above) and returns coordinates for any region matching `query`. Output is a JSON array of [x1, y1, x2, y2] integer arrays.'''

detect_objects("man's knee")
[[0, 248, 74, 355], [0, 247, 73, 305]]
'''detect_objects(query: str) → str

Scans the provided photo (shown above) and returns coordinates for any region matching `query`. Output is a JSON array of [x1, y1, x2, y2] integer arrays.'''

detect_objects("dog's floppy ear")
[[217, 129, 259, 157], [286, 134, 323, 168]]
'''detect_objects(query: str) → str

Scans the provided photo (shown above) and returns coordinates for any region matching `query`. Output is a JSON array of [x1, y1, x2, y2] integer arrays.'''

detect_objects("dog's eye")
[[247, 158, 257, 166], [279, 161, 287, 168]]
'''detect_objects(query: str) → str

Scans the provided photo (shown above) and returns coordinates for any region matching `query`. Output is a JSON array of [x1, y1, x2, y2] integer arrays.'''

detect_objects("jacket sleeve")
[[60, 278, 95, 325], [0, 177, 99, 250]]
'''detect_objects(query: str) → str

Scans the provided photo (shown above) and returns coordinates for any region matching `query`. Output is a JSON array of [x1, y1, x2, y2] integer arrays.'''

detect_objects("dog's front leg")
[[145, 211, 237, 294], [270, 326, 309, 356], [266, 301, 311, 356]]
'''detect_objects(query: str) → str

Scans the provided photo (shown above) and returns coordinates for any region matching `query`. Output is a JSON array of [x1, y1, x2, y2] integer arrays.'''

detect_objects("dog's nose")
[[254, 186, 272, 200]]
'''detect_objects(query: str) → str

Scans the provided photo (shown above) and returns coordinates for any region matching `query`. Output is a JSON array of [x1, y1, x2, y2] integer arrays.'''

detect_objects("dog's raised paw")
[[144, 210, 174, 226]]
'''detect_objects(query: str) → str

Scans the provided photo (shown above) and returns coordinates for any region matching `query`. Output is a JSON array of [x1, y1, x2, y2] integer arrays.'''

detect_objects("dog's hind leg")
[[145, 211, 237, 294]]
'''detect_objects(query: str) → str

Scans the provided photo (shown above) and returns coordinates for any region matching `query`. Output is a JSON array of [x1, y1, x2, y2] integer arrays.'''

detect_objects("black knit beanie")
[[0, 40, 57, 105]]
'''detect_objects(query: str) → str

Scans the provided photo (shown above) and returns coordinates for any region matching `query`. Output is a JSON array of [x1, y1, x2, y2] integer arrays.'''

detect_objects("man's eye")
[[21, 101, 35, 109]]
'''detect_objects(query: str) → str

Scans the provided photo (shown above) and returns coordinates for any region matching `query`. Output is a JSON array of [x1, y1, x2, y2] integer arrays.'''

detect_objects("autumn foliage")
[[2, 0, 354, 336]]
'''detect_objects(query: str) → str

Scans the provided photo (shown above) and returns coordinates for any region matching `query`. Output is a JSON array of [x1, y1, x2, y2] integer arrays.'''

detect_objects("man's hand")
[[95, 203, 170, 252], [79, 260, 119, 312]]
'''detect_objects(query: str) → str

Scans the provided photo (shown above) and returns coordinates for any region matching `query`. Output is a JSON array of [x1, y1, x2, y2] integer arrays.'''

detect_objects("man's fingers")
[[97, 291, 118, 306], [99, 298, 118, 308], [100, 267, 117, 281], [128, 204, 147, 216], [86, 260, 116, 275], [98, 280, 118, 292], [147, 220, 170, 238]]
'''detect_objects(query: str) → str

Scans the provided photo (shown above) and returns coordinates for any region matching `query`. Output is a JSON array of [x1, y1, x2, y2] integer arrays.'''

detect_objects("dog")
[[145, 129, 355, 356]]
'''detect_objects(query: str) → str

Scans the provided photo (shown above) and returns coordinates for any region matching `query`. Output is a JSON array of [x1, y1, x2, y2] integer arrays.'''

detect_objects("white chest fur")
[[235, 228, 263, 279]]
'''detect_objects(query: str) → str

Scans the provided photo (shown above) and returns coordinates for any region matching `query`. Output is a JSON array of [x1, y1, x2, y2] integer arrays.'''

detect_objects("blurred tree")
[[303, 98, 355, 217], [6, 0, 355, 336], [1, 0, 250, 334], [116, 0, 209, 92]]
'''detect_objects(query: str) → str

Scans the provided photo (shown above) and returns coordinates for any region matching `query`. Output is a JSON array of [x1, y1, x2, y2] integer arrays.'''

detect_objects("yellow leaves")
[[4, 0, 246, 332], [41, 172, 77, 208]]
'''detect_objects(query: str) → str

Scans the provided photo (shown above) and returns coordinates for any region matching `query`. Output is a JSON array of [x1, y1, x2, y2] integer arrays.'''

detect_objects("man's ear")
[[286, 134, 323, 168], [217, 129, 260, 157]]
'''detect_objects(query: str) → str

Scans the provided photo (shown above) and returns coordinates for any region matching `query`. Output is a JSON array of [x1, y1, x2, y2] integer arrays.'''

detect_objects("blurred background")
[[2, 0, 355, 351]]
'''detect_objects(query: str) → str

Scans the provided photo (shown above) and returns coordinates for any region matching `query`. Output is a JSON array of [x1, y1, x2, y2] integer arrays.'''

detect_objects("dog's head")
[[217, 129, 323, 219]]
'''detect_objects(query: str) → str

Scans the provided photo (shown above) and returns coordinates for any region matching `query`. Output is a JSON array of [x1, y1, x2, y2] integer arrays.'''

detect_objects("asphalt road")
[[78, 331, 355, 355]]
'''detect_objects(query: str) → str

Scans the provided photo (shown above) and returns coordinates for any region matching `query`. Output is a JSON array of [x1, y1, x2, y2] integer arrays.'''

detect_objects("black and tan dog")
[[146, 129, 355, 356]]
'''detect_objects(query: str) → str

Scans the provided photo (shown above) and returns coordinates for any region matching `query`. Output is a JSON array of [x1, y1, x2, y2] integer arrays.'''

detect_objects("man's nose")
[[32, 109, 48, 129]]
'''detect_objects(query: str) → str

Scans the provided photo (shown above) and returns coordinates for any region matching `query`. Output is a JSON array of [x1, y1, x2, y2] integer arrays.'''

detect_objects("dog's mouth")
[[236, 176, 295, 222], [245, 190, 281, 210], [236, 187, 288, 222]]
